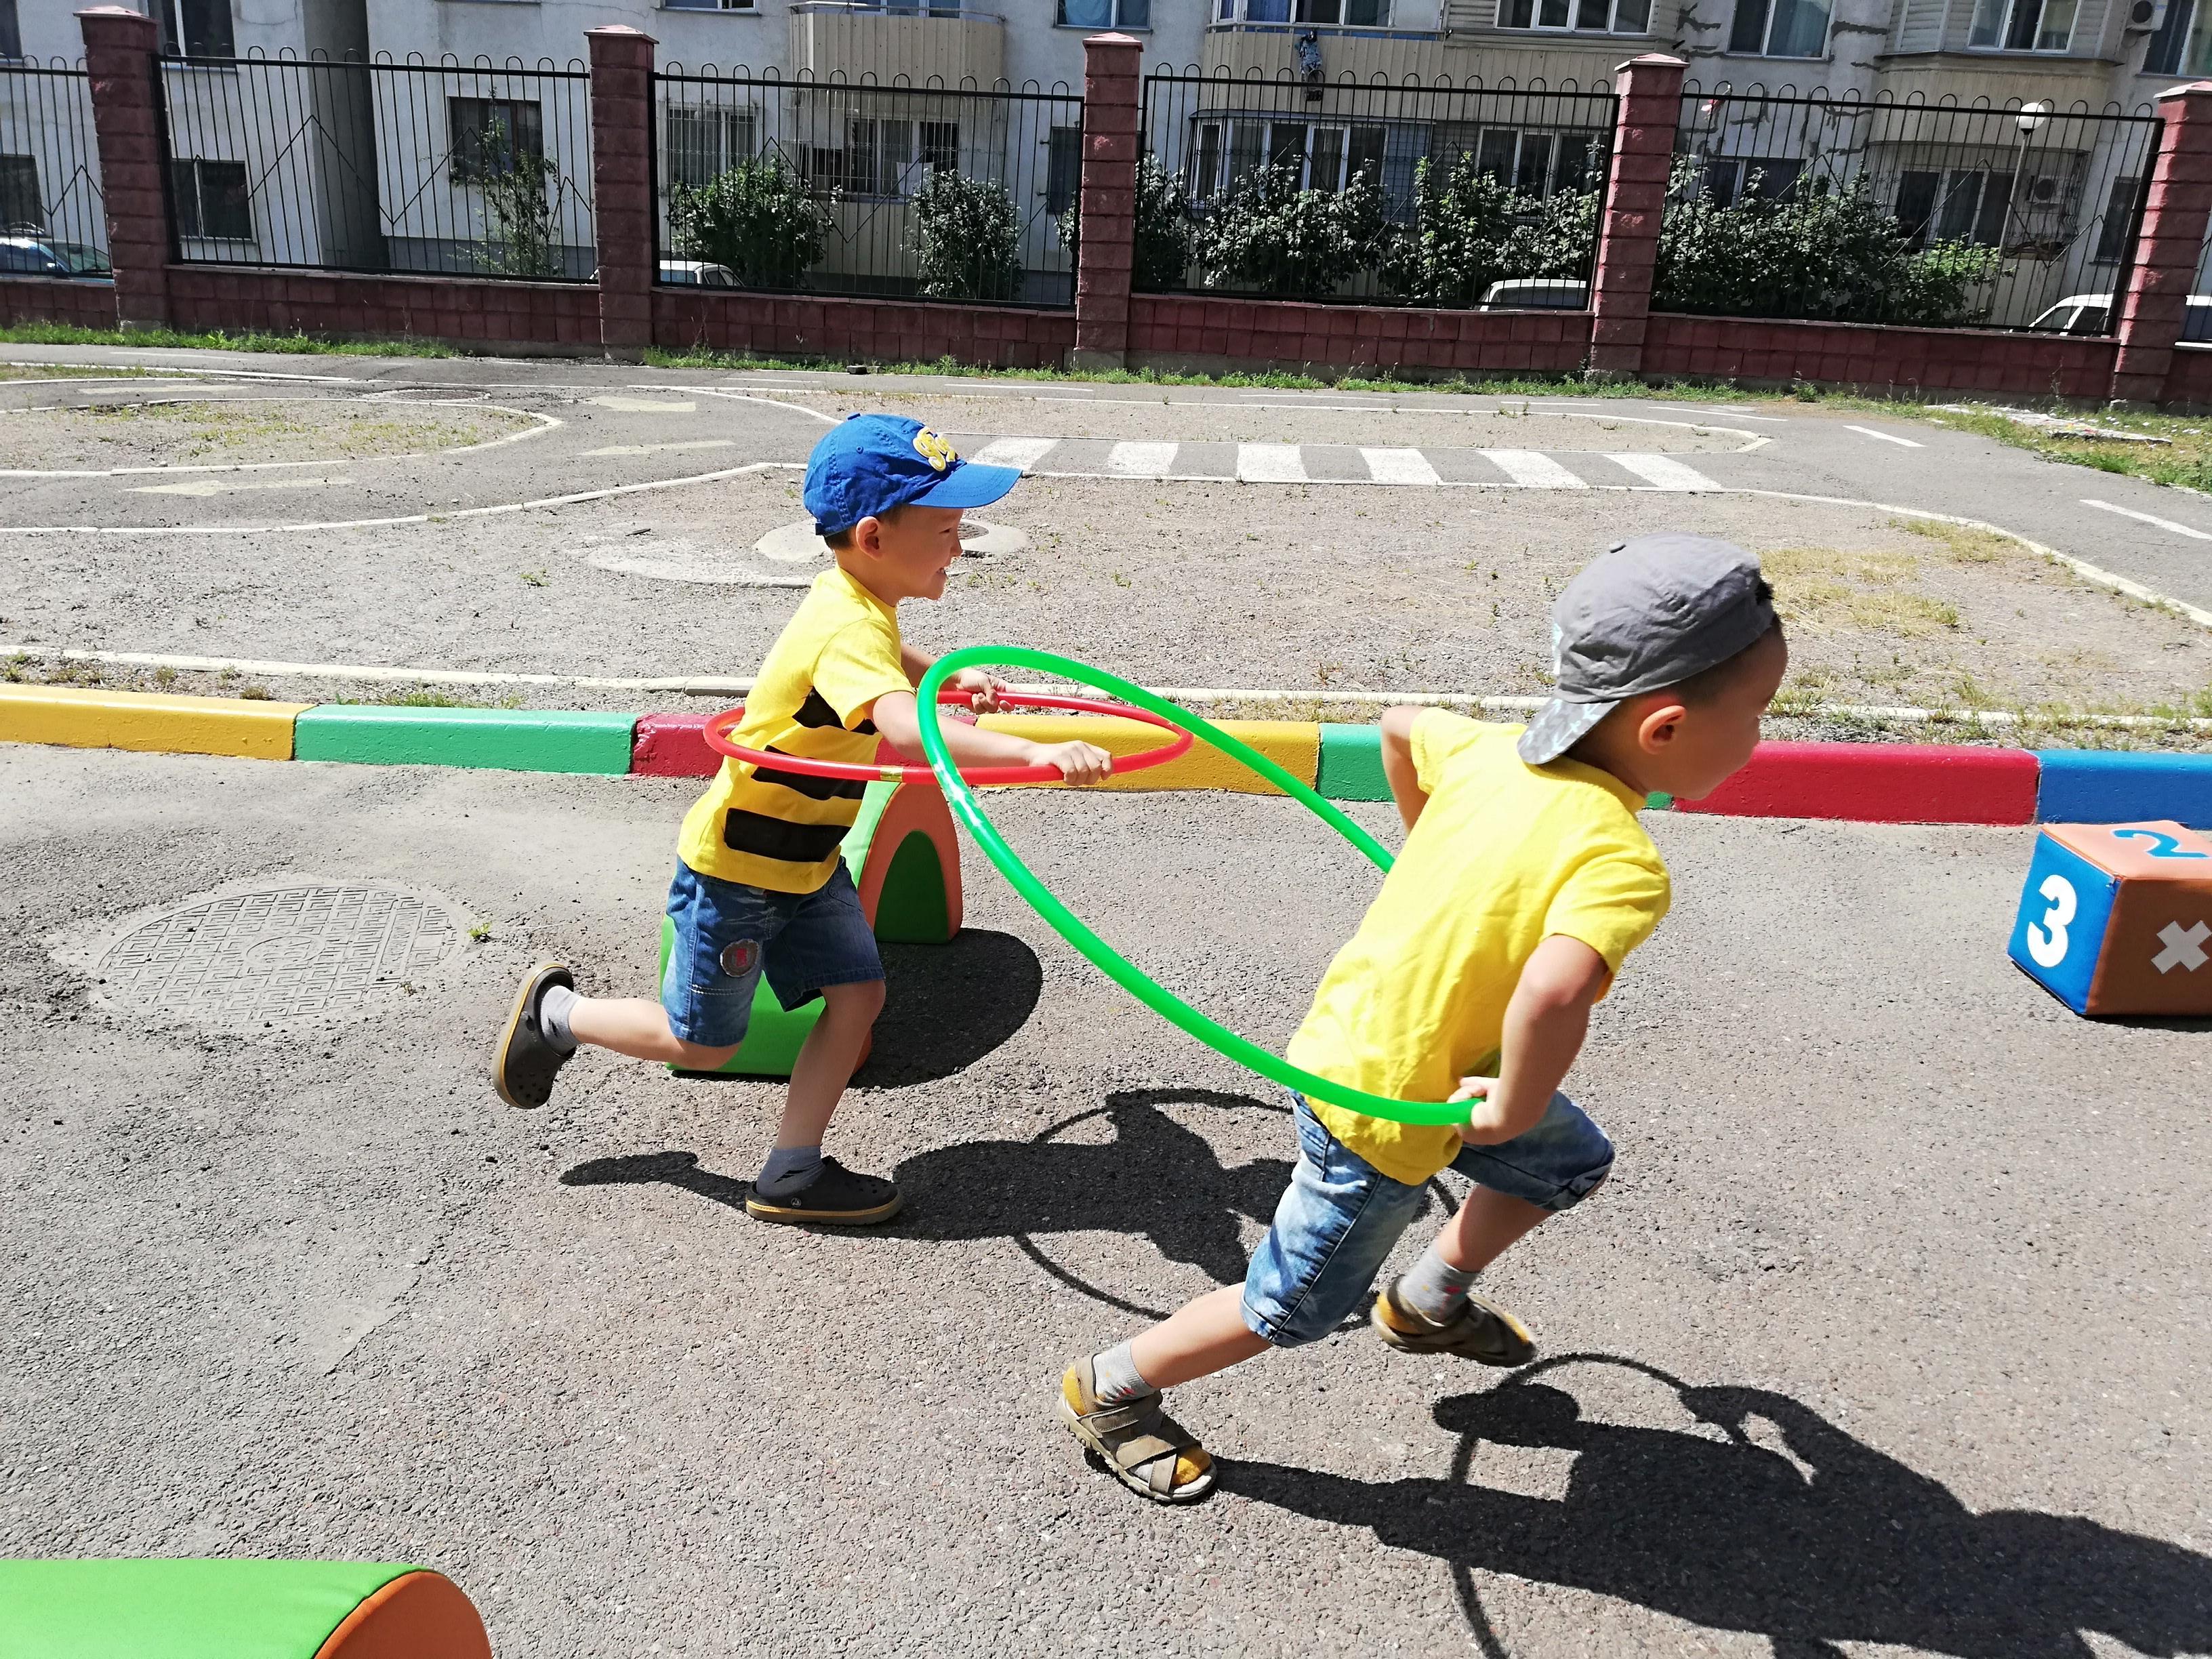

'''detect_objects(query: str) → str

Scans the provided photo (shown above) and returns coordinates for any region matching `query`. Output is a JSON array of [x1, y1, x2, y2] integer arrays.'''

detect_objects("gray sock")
[[1090, 1339, 1157, 1406], [537, 983, 579, 1052], [1399, 1242, 1480, 1324], [755, 1145, 824, 1199]]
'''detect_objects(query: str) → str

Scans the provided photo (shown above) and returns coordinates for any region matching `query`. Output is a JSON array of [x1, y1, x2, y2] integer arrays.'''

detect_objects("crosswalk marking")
[[1237, 443, 1309, 483], [1482, 450, 1586, 489], [1105, 441, 1179, 478], [1360, 447, 1442, 487], [970, 436, 1059, 471], [1608, 453, 1721, 491]]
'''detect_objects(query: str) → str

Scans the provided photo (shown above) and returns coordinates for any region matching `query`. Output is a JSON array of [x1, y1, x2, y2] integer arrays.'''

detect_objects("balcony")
[[789, 1, 1006, 87]]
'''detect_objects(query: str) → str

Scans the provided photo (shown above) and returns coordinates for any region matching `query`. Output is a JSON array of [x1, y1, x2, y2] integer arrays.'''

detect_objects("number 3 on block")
[[2026, 873, 2076, 968]]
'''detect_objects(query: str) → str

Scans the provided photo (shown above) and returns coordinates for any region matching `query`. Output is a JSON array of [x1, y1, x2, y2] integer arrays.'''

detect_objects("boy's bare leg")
[[567, 997, 739, 1071], [1433, 1185, 1550, 1274], [1129, 1285, 1271, 1390], [772, 977, 885, 1151]]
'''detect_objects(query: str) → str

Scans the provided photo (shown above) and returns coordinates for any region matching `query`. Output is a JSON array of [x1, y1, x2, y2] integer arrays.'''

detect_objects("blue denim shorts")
[[660, 860, 883, 1048], [1241, 1090, 1615, 1348]]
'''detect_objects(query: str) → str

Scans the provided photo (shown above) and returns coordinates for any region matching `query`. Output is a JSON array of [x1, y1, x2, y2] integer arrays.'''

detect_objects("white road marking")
[[1236, 443, 1309, 483], [589, 395, 697, 413], [129, 477, 333, 497], [1609, 453, 1721, 491], [1481, 450, 1585, 488], [1360, 447, 1442, 486], [1845, 424, 1923, 447], [581, 439, 736, 457], [2154, 919, 2210, 973], [1107, 441, 1179, 477], [2082, 497, 2212, 541], [971, 436, 1059, 471]]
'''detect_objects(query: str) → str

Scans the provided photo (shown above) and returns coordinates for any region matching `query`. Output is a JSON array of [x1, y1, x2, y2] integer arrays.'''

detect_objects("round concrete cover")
[[85, 880, 471, 1031]]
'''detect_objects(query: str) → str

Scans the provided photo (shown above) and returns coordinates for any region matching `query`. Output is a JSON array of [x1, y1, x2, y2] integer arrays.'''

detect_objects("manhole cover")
[[78, 880, 472, 1031]]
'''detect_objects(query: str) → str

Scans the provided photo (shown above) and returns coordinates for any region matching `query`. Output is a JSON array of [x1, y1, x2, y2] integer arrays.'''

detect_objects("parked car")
[[658, 259, 739, 288], [2028, 291, 2212, 342], [48, 240, 111, 276], [1477, 277, 1588, 310], [0, 237, 77, 276]]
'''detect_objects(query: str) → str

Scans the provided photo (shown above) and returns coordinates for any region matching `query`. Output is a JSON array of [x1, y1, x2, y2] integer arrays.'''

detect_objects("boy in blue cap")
[[492, 415, 1113, 1225]]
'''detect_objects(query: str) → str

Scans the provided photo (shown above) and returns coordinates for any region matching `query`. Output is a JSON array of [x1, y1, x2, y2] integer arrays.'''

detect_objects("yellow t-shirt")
[[1286, 710, 1671, 1186], [676, 566, 912, 893]]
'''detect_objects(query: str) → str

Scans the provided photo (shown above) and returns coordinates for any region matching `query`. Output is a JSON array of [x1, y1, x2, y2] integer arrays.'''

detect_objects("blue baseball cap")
[[804, 414, 1021, 537]]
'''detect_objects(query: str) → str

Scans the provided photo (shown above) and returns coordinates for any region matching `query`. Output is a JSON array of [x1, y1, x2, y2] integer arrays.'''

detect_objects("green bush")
[[909, 170, 1025, 302], [474, 130, 562, 279], [668, 155, 832, 290], [1376, 155, 1599, 307], [1191, 159, 1385, 298], [1059, 153, 1194, 292], [1654, 162, 2001, 327]]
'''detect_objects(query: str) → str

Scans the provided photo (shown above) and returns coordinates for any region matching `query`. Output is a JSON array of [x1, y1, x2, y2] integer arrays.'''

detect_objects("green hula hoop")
[[916, 645, 1471, 1128]]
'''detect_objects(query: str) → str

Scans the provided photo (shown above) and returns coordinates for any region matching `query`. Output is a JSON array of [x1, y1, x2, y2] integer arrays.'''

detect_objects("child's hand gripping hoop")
[[916, 647, 1471, 1129], [702, 685, 1195, 786]]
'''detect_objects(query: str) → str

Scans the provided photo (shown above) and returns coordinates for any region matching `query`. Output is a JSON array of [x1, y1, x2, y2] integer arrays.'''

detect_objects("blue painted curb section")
[[2036, 750, 2212, 830]]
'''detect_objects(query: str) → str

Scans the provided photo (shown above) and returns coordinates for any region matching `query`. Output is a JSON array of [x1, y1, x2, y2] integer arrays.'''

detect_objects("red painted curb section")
[[1675, 741, 2040, 824], [631, 712, 719, 778]]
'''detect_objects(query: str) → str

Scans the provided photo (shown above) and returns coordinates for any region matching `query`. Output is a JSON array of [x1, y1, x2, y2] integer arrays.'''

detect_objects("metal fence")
[[1140, 68, 1616, 306], [654, 66, 1083, 306], [0, 60, 108, 277], [159, 54, 595, 280], [1668, 85, 2163, 333]]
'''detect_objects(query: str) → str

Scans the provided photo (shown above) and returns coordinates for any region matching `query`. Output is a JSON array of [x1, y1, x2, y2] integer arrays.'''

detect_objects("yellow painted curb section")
[[0, 684, 307, 760], [978, 714, 1319, 795]]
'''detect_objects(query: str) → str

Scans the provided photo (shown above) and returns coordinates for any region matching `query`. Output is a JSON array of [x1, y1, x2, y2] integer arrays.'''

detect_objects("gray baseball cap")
[[1517, 533, 1776, 766]]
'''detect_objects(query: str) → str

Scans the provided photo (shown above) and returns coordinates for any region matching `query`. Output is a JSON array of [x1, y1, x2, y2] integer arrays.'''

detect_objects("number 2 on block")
[[2113, 828, 2209, 861], [2026, 873, 2076, 968]]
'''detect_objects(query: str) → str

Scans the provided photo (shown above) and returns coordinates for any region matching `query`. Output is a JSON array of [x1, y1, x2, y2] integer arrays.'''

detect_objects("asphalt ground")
[[3, 744, 2209, 1658]]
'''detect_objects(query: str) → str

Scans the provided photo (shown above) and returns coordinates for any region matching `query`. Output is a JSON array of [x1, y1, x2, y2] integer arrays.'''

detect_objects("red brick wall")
[[1641, 313, 2116, 401], [0, 277, 121, 329], [654, 287, 1077, 369], [2160, 342, 2212, 409], [163, 266, 601, 348], [1127, 293, 1590, 377]]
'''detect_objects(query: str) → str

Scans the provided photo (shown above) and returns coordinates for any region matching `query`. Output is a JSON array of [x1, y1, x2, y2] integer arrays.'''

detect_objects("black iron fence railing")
[[0, 60, 108, 278]]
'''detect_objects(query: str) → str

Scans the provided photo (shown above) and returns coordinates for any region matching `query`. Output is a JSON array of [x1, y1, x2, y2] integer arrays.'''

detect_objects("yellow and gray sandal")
[[1057, 1359, 1216, 1505]]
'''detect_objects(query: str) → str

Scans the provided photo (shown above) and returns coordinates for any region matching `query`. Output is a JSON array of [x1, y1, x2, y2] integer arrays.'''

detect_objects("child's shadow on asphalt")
[[1222, 1355, 2212, 1659]]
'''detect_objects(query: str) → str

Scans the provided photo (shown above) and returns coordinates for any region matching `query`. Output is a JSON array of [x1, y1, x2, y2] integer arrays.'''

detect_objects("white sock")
[[538, 983, 579, 1052]]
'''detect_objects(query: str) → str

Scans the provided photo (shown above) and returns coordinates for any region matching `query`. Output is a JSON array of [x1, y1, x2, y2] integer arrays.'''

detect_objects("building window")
[[0, 155, 39, 230], [1218, 0, 1390, 21], [1727, 0, 1830, 54], [664, 105, 757, 189], [1431, 123, 1602, 194], [170, 158, 251, 240], [812, 119, 958, 198], [1498, 0, 1651, 33], [1046, 125, 1081, 215], [0, 0, 21, 63], [1189, 118, 1385, 196], [1967, 0, 2078, 49], [1059, 0, 1151, 24], [662, 0, 757, 10], [2144, 0, 2212, 72], [1896, 168, 2013, 247], [1695, 154, 1805, 204], [154, 0, 236, 58], [2094, 175, 2139, 263], [449, 97, 546, 182]]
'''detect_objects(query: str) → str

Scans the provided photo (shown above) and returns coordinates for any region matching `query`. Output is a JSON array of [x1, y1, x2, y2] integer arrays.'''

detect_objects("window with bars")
[[449, 98, 546, 182], [665, 105, 758, 190], [1896, 168, 2013, 247], [1498, 0, 1651, 32], [170, 158, 252, 241], [0, 154, 41, 231]]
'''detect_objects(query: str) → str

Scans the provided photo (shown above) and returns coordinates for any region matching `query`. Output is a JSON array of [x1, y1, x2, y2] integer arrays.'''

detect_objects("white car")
[[2028, 291, 2212, 341], [658, 259, 739, 288], [1477, 277, 1588, 310]]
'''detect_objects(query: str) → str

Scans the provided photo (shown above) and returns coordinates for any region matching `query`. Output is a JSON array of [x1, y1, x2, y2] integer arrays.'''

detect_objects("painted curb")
[[294, 705, 636, 774], [0, 684, 307, 760], [1676, 741, 2041, 825], [632, 712, 716, 778], [1317, 722, 1391, 802], [2034, 749, 2212, 830], [977, 714, 1319, 795]]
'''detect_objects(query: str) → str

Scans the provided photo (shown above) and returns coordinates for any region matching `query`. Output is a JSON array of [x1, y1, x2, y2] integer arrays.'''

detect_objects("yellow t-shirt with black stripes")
[[677, 566, 912, 894]]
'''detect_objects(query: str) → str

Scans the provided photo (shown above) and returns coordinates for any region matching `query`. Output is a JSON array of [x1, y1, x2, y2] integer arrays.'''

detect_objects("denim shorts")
[[1241, 1090, 1615, 1348], [660, 860, 883, 1048]]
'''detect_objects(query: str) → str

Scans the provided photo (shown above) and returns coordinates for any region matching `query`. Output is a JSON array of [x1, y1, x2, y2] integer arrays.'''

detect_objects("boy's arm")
[[899, 643, 1006, 712], [1452, 935, 1608, 1144], [871, 689, 1112, 785], [1380, 704, 1429, 834]]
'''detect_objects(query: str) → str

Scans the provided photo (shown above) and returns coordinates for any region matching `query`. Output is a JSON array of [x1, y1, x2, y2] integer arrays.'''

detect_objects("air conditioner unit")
[[2125, 0, 2167, 33]]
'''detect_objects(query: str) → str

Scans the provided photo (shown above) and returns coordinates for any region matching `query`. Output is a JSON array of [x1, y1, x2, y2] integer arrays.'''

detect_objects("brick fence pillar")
[[77, 7, 170, 330], [1586, 53, 1684, 380], [1072, 33, 1141, 372], [2110, 81, 2212, 409], [588, 25, 658, 362]]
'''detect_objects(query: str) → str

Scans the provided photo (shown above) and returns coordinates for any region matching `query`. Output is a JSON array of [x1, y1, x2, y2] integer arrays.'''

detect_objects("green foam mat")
[[0, 1559, 415, 1659]]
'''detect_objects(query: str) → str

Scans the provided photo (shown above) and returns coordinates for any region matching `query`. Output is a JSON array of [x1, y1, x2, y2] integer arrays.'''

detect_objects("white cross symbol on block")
[[2153, 920, 2211, 975]]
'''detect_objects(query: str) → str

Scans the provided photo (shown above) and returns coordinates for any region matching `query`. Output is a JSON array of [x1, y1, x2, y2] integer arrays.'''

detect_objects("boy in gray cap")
[[1057, 533, 1787, 1504]]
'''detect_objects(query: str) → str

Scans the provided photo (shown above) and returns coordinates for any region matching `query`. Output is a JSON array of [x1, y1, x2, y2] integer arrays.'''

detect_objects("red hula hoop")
[[701, 687, 1195, 787]]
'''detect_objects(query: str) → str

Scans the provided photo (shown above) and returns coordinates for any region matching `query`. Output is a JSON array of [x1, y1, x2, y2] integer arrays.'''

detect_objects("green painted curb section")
[[1317, 722, 1391, 802], [295, 706, 636, 774], [0, 1557, 414, 1659]]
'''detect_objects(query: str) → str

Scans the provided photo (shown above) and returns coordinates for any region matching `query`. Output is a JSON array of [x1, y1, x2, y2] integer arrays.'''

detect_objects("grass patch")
[[1896, 402, 2212, 491], [0, 362, 157, 381], [1763, 544, 1962, 637], [56, 399, 520, 462], [0, 323, 455, 358], [1889, 516, 2020, 563]]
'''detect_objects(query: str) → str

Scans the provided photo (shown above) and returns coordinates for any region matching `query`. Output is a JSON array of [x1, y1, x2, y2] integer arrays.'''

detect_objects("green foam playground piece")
[[294, 706, 635, 774], [1317, 722, 1390, 802], [874, 830, 951, 942], [0, 1558, 416, 1659]]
